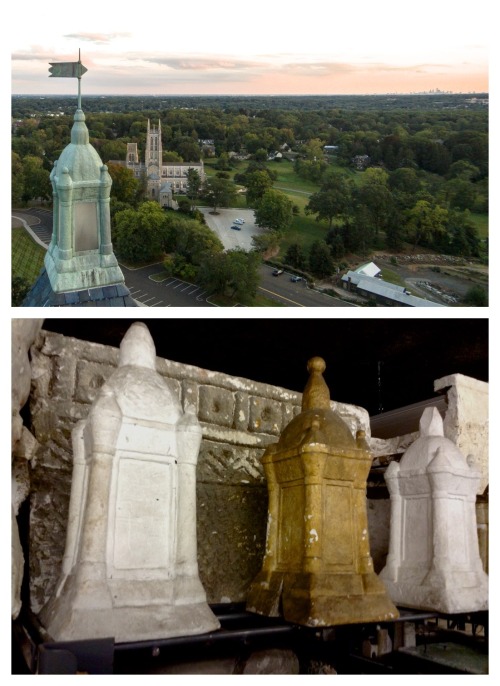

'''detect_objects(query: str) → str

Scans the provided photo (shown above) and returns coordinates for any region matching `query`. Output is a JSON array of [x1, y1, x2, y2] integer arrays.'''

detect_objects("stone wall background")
[[26, 329, 371, 613]]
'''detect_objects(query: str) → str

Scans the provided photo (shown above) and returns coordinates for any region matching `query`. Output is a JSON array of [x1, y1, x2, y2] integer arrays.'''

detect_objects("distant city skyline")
[[11, 0, 489, 97]]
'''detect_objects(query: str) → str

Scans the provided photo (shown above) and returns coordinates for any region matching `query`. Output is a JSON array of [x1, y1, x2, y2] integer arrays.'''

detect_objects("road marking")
[[141, 296, 156, 304], [258, 287, 305, 307]]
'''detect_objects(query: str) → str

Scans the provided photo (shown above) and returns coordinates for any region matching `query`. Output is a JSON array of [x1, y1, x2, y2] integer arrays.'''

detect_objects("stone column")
[[56, 167, 73, 262], [99, 164, 113, 256], [381, 461, 402, 581]]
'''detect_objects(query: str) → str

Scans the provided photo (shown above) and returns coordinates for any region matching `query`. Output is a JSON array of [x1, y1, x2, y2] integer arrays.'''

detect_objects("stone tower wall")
[[26, 329, 370, 613]]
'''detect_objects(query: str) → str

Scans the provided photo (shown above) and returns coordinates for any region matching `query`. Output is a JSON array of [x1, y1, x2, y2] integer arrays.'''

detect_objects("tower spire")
[[48, 50, 88, 111]]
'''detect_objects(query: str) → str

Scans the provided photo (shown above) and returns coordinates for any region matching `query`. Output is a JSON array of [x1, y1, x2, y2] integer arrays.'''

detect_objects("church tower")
[[145, 119, 162, 201], [22, 54, 136, 306]]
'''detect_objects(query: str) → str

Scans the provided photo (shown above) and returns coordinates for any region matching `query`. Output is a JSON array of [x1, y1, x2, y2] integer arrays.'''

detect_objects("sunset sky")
[[11, 0, 489, 96]]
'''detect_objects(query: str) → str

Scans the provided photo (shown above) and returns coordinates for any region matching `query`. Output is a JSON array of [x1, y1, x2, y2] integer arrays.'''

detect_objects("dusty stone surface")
[[241, 648, 299, 674], [11, 319, 44, 619], [27, 329, 371, 614], [138, 648, 299, 674], [434, 373, 488, 494]]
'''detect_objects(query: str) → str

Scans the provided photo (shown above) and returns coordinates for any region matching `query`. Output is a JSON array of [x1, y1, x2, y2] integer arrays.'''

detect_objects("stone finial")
[[419, 406, 444, 437], [302, 357, 330, 411], [247, 355, 398, 626], [118, 321, 156, 369], [40, 321, 218, 642], [380, 404, 488, 613]]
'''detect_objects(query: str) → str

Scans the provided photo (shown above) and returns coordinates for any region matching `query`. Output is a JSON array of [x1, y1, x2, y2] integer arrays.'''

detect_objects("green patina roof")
[[55, 109, 104, 182]]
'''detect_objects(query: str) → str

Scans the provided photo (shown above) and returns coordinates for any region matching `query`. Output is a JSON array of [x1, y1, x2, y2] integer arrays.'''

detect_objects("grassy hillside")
[[12, 227, 45, 283]]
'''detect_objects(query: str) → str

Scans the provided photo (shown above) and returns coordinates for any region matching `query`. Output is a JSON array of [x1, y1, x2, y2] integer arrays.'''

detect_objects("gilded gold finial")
[[302, 357, 330, 411]]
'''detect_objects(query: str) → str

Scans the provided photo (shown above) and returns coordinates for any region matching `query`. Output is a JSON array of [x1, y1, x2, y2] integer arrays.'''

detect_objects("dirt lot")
[[319, 252, 488, 306], [373, 254, 488, 305]]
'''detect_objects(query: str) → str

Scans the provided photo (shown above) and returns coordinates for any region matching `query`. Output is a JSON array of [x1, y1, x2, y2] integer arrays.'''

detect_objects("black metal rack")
[[12, 604, 488, 675]]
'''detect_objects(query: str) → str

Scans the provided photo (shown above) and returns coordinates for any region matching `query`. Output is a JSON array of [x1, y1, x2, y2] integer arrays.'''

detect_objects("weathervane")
[[49, 49, 88, 109]]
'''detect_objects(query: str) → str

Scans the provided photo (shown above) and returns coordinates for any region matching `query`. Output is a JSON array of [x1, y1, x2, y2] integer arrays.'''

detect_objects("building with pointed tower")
[[23, 54, 136, 307], [122, 120, 205, 207]]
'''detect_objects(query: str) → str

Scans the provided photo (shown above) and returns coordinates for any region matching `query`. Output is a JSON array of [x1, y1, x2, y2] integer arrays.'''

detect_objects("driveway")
[[198, 207, 264, 251]]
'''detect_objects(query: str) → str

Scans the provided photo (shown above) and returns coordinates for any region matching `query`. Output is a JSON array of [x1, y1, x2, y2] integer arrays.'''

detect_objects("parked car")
[[290, 276, 302, 282], [272, 269, 284, 276], [230, 225, 241, 230], [234, 218, 245, 224]]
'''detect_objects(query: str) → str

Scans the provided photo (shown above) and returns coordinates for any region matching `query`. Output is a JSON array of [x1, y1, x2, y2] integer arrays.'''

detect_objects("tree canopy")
[[254, 189, 293, 232]]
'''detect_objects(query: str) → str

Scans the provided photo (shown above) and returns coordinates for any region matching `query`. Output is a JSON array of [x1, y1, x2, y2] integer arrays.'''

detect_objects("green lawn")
[[469, 213, 488, 239], [267, 159, 319, 194], [12, 227, 45, 284]]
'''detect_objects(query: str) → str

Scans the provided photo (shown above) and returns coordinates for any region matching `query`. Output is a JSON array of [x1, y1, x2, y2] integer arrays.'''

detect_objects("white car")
[[234, 218, 245, 224]]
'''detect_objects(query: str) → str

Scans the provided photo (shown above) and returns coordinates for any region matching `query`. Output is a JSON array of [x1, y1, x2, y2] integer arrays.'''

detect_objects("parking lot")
[[121, 265, 217, 307], [198, 207, 263, 251]]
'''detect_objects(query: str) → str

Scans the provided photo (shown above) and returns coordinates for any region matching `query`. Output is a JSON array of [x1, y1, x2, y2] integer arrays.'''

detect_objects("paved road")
[[12, 208, 53, 245], [258, 266, 355, 307]]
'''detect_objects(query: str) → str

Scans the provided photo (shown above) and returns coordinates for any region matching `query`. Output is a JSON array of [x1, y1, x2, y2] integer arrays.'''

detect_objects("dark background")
[[42, 317, 488, 417]]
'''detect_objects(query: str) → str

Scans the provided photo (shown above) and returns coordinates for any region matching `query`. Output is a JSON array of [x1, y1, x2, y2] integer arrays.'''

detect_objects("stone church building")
[[120, 119, 205, 208]]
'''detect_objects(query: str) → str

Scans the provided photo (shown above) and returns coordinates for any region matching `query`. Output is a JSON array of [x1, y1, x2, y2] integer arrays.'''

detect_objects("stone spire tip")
[[302, 357, 330, 411], [119, 322, 156, 369]]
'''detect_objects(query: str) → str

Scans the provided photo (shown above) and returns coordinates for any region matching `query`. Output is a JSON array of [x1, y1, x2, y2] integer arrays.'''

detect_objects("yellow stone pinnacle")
[[302, 357, 330, 411]]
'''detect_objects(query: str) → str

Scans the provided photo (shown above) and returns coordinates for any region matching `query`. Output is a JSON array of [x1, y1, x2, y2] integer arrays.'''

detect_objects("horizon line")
[[12, 91, 489, 97]]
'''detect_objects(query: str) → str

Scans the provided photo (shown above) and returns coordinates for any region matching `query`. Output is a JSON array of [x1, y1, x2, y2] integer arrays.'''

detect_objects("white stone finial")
[[119, 322, 156, 369], [380, 404, 488, 613], [419, 406, 444, 437], [40, 319, 219, 642]]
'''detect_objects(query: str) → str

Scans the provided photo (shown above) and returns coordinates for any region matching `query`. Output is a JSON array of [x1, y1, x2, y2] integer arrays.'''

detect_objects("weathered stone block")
[[241, 648, 300, 674], [198, 440, 265, 485], [199, 385, 235, 428], [249, 396, 282, 435], [74, 360, 114, 404], [233, 392, 250, 431], [434, 373, 488, 494]]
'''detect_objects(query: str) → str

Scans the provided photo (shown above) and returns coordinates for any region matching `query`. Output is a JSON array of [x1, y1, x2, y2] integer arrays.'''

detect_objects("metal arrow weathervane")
[[49, 49, 88, 109]]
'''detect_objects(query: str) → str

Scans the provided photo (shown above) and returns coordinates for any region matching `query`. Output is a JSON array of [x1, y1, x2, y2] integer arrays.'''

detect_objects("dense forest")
[[12, 92, 489, 116], [12, 93, 488, 303]]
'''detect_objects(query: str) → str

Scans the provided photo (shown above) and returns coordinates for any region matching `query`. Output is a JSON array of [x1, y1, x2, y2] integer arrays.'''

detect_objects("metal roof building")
[[341, 272, 446, 307]]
